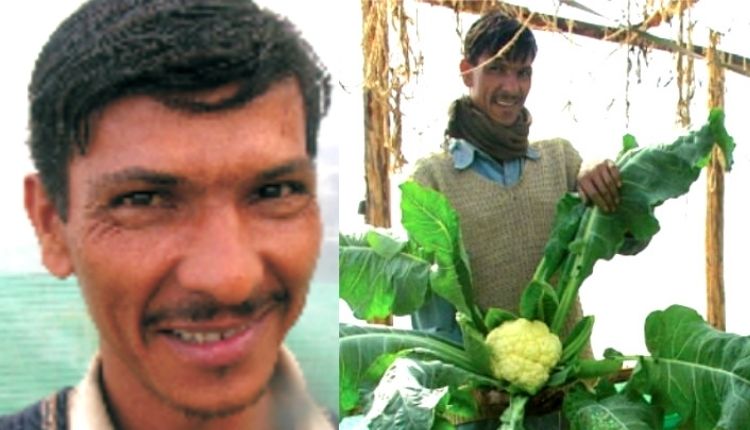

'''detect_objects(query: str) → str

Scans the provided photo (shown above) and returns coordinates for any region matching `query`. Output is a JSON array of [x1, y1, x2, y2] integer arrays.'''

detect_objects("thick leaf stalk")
[[498, 395, 529, 430]]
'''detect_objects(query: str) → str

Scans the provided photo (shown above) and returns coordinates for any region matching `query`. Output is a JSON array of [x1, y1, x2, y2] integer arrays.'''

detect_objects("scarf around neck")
[[446, 96, 531, 162]]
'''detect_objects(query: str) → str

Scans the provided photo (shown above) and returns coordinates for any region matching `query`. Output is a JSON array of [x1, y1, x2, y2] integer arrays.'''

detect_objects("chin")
[[487, 109, 519, 126], [141, 332, 282, 423], [158, 375, 270, 422], [174, 390, 265, 421], [493, 116, 517, 127]]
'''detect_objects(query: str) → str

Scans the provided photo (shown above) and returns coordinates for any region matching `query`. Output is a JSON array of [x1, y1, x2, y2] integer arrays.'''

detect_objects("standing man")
[[411, 11, 620, 355], [411, 10, 625, 429], [1, 0, 334, 429]]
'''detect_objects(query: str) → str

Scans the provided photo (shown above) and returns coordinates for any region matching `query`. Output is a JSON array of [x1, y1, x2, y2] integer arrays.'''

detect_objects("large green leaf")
[[563, 385, 661, 430], [400, 181, 485, 332], [708, 108, 736, 168], [339, 323, 484, 415], [339, 231, 431, 320], [628, 305, 750, 430], [549, 110, 735, 333], [576, 109, 734, 273], [364, 357, 496, 429], [365, 229, 407, 259], [366, 358, 450, 430]]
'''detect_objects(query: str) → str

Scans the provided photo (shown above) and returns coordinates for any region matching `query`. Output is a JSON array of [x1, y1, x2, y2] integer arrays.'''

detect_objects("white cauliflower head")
[[485, 318, 562, 394]]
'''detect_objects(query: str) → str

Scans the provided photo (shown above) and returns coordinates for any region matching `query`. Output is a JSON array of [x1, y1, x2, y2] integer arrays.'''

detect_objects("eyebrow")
[[489, 59, 529, 67], [257, 158, 316, 181], [88, 158, 315, 197], [90, 167, 181, 190], [84, 167, 177, 204]]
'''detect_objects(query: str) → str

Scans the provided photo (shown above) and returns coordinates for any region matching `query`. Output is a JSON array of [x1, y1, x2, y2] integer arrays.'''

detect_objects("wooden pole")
[[705, 30, 725, 331], [361, 0, 394, 326], [361, 0, 392, 229]]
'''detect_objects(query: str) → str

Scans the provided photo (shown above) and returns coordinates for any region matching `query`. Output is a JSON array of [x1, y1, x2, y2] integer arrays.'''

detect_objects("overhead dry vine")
[[362, 0, 422, 173], [676, 1, 695, 126]]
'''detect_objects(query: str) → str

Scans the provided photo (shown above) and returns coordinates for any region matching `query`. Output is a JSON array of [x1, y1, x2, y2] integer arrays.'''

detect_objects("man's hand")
[[577, 160, 621, 212]]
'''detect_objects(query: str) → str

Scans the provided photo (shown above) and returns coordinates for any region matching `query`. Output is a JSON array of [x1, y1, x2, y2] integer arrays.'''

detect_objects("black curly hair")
[[28, 0, 331, 220], [463, 10, 537, 65]]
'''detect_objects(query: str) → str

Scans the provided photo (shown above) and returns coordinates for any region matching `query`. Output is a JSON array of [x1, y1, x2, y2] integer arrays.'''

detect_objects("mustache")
[[142, 290, 290, 328], [492, 92, 522, 103]]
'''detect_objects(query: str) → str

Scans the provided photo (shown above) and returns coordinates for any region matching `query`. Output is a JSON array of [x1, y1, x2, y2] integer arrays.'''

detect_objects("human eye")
[[486, 63, 504, 73], [101, 189, 177, 228], [109, 190, 171, 208], [256, 182, 307, 199], [519, 68, 532, 78], [250, 180, 313, 217]]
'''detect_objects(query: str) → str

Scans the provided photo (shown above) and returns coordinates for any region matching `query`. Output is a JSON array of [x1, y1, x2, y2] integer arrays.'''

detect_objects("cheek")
[[75, 221, 178, 284], [261, 211, 321, 327], [74, 258, 146, 360], [521, 81, 532, 97], [477, 78, 496, 100], [70, 222, 179, 339], [263, 208, 321, 284]]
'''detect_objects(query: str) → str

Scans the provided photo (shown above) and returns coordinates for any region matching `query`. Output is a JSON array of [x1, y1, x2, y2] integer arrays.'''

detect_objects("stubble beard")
[[176, 385, 270, 422], [134, 357, 278, 427]]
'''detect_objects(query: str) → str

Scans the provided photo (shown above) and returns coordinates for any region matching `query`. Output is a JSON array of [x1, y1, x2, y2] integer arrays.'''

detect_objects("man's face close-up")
[[460, 53, 533, 126], [41, 78, 321, 417]]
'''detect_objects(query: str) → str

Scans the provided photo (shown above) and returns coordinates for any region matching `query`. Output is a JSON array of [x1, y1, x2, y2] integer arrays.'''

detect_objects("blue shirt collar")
[[448, 137, 540, 170]]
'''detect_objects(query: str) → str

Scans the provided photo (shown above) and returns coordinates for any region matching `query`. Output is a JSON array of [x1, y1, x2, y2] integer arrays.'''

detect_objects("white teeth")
[[171, 324, 248, 344], [492, 95, 517, 106]]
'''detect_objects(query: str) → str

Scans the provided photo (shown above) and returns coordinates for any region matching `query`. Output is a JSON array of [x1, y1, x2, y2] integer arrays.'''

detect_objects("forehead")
[[476, 53, 534, 68], [70, 79, 308, 188]]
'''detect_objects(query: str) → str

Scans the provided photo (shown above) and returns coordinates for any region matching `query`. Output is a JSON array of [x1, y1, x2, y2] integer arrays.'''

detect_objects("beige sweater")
[[413, 138, 584, 332]]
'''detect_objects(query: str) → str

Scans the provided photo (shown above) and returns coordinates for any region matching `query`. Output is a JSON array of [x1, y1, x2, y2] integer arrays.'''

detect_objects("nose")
[[176, 204, 262, 304], [498, 72, 521, 94]]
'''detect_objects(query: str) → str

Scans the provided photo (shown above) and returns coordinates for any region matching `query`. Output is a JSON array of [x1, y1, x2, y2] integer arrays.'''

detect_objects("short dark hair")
[[463, 10, 537, 64], [28, 0, 331, 219]]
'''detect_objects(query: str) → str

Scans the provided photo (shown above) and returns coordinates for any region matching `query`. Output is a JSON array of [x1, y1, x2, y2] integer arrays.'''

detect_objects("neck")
[[447, 97, 530, 162]]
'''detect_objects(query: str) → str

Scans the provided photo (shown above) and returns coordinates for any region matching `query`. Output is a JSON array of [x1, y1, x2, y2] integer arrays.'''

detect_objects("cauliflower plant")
[[485, 318, 562, 395]]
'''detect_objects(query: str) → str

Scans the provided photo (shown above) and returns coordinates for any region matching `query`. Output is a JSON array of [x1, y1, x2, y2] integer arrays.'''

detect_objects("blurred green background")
[[0, 273, 338, 416]]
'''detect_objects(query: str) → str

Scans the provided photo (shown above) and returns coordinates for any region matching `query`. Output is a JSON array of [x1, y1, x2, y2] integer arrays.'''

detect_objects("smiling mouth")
[[164, 322, 254, 344], [491, 90, 523, 106], [492, 96, 518, 107], [152, 294, 284, 346], [153, 302, 282, 368]]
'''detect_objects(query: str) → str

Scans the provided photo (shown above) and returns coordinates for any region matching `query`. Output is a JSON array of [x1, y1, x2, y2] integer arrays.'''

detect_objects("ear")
[[459, 59, 474, 87], [24, 174, 74, 278]]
